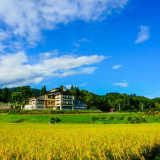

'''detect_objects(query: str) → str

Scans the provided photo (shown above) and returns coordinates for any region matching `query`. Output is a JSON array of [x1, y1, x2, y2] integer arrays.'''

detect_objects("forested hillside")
[[0, 85, 160, 112]]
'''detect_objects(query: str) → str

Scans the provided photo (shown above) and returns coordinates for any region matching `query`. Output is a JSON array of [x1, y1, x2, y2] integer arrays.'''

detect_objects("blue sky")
[[0, 0, 160, 98]]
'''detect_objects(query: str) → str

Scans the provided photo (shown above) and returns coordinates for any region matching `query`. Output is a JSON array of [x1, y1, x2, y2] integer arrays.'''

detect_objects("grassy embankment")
[[0, 111, 159, 124]]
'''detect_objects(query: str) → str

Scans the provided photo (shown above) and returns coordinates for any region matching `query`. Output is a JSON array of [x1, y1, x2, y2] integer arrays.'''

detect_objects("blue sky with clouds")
[[0, 0, 160, 98]]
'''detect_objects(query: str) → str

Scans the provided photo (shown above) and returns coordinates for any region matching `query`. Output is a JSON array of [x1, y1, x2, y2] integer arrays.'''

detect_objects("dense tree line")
[[0, 86, 34, 104], [0, 85, 159, 112], [68, 86, 159, 112], [0, 86, 48, 104]]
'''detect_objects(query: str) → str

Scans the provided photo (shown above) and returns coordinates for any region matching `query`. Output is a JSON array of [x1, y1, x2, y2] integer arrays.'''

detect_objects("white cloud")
[[0, 52, 105, 87], [145, 95, 154, 99], [0, 0, 129, 48], [135, 25, 150, 44], [79, 82, 88, 87], [65, 85, 71, 89], [72, 38, 89, 48], [112, 65, 122, 69], [114, 83, 128, 87]]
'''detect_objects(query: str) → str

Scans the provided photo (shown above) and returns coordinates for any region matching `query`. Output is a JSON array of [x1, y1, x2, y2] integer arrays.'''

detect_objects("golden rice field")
[[0, 123, 160, 160]]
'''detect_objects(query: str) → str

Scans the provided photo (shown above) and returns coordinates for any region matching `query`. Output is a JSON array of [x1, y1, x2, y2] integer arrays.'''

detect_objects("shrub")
[[49, 116, 61, 124], [115, 116, 124, 120], [8, 109, 21, 114], [13, 118, 24, 123], [124, 116, 132, 121], [101, 116, 106, 119], [50, 117, 55, 124], [91, 117, 99, 121], [0, 109, 10, 113], [55, 117, 61, 122], [108, 116, 114, 120]]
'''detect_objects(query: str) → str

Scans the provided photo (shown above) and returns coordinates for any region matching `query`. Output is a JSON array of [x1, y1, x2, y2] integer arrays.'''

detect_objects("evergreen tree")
[[60, 85, 64, 91], [2, 87, 11, 103], [40, 85, 47, 95], [18, 86, 33, 104], [0, 88, 2, 102]]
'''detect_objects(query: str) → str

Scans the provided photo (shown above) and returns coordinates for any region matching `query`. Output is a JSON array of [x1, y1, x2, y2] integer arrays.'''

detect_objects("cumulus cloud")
[[145, 95, 154, 99], [79, 82, 88, 87], [112, 65, 122, 69], [0, 0, 129, 48], [72, 38, 89, 48], [114, 83, 128, 87], [135, 25, 150, 44], [65, 85, 72, 89], [65, 82, 88, 89], [0, 52, 105, 87]]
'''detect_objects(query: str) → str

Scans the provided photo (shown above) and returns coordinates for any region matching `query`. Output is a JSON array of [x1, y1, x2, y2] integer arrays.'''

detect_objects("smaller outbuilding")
[[110, 108, 115, 112]]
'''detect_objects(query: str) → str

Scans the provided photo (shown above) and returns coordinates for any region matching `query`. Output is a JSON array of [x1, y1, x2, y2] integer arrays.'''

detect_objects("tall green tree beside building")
[[18, 86, 33, 104], [2, 87, 11, 103], [0, 88, 2, 102], [40, 85, 47, 95]]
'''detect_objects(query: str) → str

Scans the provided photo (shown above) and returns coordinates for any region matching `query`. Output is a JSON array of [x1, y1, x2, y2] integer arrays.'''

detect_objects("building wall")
[[26, 92, 86, 110]]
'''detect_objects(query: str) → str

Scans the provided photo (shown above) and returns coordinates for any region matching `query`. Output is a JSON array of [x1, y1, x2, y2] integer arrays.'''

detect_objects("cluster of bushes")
[[124, 116, 147, 123], [0, 109, 22, 114], [20, 110, 102, 115], [8, 109, 21, 114], [0, 109, 10, 113], [108, 116, 124, 120], [49, 117, 61, 124], [99, 115, 147, 124]]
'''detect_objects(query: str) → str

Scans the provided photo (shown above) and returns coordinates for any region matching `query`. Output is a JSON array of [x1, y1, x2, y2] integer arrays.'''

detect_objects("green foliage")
[[13, 118, 24, 123], [20, 109, 102, 114], [0, 86, 39, 104], [91, 116, 99, 121], [17, 86, 34, 104], [0, 109, 10, 113], [1, 87, 11, 103], [115, 116, 124, 120], [124, 116, 132, 121], [101, 116, 106, 119], [8, 109, 21, 114], [0, 88, 2, 102], [40, 85, 47, 95], [105, 92, 157, 112], [124, 116, 147, 124], [108, 116, 114, 120], [0, 113, 159, 124], [49, 116, 61, 124], [0, 85, 159, 113]]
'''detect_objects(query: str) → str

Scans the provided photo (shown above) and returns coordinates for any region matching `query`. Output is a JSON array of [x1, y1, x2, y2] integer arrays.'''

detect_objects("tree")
[[59, 85, 64, 91], [2, 87, 11, 103], [40, 85, 47, 95], [18, 86, 33, 104], [85, 93, 107, 111], [0, 88, 2, 102], [11, 92, 22, 103]]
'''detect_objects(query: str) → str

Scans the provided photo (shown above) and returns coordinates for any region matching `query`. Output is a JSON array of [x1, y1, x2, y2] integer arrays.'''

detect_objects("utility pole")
[[142, 104, 143, 111]]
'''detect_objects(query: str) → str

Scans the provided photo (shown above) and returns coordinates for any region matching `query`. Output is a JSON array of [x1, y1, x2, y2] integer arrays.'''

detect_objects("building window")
[[63, 100, 66, 104], [63, 95, 66, 98], [68, 95, 72, 99], [68, 100, 72, 104], [38, 101, 44, 104]]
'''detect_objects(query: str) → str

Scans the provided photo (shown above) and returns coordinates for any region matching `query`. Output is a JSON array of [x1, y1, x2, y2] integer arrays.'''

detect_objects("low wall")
[[0, 106, 11, 110]]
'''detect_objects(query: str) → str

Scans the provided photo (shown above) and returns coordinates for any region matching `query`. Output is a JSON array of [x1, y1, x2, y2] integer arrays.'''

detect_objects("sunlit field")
[[0, 123, 160, 160]]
